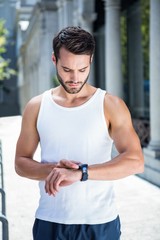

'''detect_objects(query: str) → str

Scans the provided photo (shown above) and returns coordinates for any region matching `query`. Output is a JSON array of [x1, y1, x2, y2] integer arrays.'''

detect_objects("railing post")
[[0, 214, 9, 240]]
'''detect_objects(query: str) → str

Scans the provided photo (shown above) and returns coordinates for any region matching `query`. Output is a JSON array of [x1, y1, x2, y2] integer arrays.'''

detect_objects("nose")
[[70, 71, 79, 82]]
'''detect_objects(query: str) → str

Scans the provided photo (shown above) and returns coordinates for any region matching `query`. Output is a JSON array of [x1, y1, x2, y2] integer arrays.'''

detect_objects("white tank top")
[[36, 88, 118, 224]]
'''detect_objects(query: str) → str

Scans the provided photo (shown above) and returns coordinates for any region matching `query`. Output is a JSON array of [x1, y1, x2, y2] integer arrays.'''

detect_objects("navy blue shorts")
[[33, 216, 121, 240]]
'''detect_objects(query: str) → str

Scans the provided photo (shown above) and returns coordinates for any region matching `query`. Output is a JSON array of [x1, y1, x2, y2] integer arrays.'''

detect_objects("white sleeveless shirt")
[[35, 88, 118, 224]]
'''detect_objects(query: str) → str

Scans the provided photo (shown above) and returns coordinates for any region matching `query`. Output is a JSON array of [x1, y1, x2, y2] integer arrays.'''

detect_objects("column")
[[38, 1, 59, 92], [142, 0, 160, 187], [73, 0, 96, 85], [57, 0, 65, 29], [148, 0, 160, 153], [66, 0, 74, 26], [127, 1, 144, 117], [104, 0, 123, 98]]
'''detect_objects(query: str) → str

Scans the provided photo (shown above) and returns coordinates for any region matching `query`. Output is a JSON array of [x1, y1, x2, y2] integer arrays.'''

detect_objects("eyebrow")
[[61, 66, 89, 71]]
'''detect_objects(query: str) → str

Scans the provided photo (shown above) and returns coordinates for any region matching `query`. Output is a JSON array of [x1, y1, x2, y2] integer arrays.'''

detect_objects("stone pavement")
[[0, 116, 160, 240]]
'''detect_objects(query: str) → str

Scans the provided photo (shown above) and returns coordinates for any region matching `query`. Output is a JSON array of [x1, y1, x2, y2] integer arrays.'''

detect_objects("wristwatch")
[[79, 164, 88, 181]]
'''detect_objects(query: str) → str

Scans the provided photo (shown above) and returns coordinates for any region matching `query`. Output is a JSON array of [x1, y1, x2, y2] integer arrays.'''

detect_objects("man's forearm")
[[88, 152, 144, 181], [15, 157, 56, 180]]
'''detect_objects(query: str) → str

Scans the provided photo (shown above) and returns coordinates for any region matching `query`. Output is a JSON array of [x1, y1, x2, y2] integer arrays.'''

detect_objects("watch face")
[[83, 166, 87, 172], [79, 164, 88, 181]]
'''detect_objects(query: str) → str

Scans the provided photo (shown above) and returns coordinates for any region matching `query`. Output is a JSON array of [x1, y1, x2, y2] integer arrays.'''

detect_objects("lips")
[[68, 84, 78, 87], [68, 82, 80, 87]]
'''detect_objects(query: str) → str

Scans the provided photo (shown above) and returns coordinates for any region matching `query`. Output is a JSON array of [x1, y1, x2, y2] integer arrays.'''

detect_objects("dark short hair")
[[53, 26, 95, 61]]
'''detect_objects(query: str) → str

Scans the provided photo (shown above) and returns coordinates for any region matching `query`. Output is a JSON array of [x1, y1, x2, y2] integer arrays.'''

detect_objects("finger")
[[45, 171, 59, 196], [53, 173, 66, 191], [71, 160, 81, 167], [59, 160, 79, 169], [47, 168, 64, 195]]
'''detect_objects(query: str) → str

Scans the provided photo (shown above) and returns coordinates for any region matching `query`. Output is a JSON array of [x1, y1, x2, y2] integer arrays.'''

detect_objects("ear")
[[52, 52, 56, 65], [90, 54, 94, 63]]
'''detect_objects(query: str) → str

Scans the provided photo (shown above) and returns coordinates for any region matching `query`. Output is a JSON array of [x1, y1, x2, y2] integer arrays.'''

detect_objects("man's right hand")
[[57, 159, 80, 169]]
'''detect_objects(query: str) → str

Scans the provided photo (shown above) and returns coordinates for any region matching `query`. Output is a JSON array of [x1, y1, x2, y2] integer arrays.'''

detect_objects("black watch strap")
[[79, 164, 88, 181]]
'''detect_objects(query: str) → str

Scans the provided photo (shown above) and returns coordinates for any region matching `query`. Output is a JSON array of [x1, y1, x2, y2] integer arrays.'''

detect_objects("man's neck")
[[51, 84, 97, 108]]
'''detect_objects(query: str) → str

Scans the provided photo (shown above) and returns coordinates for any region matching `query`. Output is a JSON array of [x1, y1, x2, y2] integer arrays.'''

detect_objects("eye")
[[63, 68, 70, 72], [79, 68, 86, 73]]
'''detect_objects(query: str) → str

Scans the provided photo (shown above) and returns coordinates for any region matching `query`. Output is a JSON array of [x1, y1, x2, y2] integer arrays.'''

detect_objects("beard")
[[56, 70, 89, 94]]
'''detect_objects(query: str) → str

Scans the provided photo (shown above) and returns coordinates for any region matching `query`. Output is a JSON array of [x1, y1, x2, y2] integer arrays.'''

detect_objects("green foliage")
[[0, 19, 16, 82], [52, 75, 60, 87], [0, 20, 7, 54]]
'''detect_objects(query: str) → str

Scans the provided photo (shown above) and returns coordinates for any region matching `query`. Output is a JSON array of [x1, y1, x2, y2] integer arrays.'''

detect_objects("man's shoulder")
[[28, 94, 43, 105], [24, 94, 42, 112], [104, 93, 130, 120], [104, 93, 125, 108], [23, 93, 45, 118]]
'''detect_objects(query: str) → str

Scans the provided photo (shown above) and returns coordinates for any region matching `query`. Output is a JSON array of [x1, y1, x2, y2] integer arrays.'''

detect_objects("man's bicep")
[[109, 104, 140, 153], [16, 126, 39, 158], [16, 102, 40, 158], [111, 124, 140, 154]]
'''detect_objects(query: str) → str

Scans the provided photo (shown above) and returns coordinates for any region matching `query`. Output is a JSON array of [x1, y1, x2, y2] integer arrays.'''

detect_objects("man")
[[15, 26, 144, 240]]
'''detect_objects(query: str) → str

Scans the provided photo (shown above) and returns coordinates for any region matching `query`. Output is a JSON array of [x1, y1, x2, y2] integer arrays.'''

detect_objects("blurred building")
[[1, 0, 160, 186]]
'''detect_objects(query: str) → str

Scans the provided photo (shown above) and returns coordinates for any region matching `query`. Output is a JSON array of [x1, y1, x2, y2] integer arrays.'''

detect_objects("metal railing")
[[132, 118, 150, 147], [0, 140, 9, 240]]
